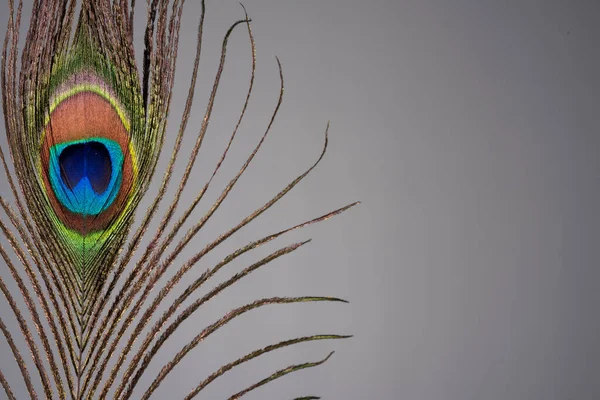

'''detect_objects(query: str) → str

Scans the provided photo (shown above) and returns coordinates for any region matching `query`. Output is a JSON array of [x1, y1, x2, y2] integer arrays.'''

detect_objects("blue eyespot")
[[48, 138, 124, 216]]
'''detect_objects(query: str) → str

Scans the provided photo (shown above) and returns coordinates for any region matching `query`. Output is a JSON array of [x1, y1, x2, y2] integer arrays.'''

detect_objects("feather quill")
[[0, 0, 358, 398]]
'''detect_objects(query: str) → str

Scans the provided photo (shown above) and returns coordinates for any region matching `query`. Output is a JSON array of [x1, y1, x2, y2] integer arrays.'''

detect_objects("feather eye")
[[0, 0, 358, 399], [41, 79, 136, 235]]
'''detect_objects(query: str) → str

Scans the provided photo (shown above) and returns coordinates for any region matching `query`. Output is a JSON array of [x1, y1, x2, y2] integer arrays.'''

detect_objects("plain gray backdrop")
[[1, 1, 600, 399]]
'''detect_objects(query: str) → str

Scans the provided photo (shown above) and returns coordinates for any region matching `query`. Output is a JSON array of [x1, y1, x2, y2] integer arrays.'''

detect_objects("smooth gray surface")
[[1, 1, 600, 399]]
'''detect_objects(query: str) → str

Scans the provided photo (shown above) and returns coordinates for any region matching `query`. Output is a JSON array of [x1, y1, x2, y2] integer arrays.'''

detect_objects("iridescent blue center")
[[48, 138, 124, 216]]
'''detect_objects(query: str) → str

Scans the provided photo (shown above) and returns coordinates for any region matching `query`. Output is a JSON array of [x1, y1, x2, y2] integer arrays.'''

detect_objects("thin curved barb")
[[0, 0, 358, 398]]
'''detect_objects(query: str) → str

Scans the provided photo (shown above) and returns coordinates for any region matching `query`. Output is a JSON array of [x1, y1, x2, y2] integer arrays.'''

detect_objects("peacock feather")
[[0, 0, 357, 398]]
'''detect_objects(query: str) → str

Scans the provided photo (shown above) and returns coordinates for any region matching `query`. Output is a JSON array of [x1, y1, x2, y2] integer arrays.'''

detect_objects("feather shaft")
[[0, 369, 16, 400]]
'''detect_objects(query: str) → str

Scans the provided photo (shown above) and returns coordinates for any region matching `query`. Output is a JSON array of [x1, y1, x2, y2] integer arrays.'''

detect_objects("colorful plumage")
[[0, 0, 357, 399]]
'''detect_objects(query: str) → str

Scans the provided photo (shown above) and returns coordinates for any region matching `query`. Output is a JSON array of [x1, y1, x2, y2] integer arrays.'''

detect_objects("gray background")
[[1, 0, 600, 399]]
